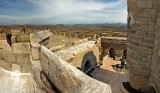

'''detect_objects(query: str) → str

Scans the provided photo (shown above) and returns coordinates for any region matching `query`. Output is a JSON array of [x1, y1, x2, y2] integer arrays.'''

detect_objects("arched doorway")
[[123, 49, 127, 59], [84, 60, 91, 73], [147, 86, 156, 93], [109, 48, 115, 60]]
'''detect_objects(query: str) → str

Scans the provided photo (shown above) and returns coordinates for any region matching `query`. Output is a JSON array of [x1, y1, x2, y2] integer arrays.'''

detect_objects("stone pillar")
[[127, 0, 157, 92], [63, 32, 66, 36], [75, 33, 78, 38], [82, 34, 85, 38]]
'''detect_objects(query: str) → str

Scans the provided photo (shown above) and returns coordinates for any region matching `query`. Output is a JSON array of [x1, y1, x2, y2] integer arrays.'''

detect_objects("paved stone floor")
[[0, 68, 41, 93], [94, 58, 129, 93]]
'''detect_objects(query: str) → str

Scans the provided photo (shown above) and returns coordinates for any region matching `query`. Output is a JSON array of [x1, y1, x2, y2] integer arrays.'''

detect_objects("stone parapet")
[[40, 46, 112, 93]]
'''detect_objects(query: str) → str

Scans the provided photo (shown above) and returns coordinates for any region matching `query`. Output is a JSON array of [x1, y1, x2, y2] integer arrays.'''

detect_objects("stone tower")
[[127, 0, 160, 92]]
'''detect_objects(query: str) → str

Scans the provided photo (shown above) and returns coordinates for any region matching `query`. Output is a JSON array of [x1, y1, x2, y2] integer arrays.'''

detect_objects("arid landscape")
[[0, 0, 160, 93]]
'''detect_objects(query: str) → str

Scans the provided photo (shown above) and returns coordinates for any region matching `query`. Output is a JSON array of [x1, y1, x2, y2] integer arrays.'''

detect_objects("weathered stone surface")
[[49, 44, 65, 52], [0, 60, 12, 71], [137, 0, 152, 8], [143, 9, 156, 18], [128, 0, 160, 92], [30, 30, 52, 43], [0, 34, 6, 40], [0, 41, 16, 63], [21, 64, 30, 73], [20, 35, 30, 42], [11, 36, 16, 43], [11, 30, 21, 36], [40, 46, 112, 93], [12, 43, 30, 54], [31, 47, 40, 60], [12, 64, 21, 72], [55, 41, 99, 68], [17, 54, 30, 64]]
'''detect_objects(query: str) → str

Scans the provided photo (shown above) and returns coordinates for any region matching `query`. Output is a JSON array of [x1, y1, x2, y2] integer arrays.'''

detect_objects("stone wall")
[[148, 10, 160, 93], [127, 0, 159, 92], [30, 30, 52, 61], [54, 41, 100, 70], [101, 37, 127, 57], [0, 34, 6, 40], [40, 46, 112, 93], [0, 40, 30, 72]]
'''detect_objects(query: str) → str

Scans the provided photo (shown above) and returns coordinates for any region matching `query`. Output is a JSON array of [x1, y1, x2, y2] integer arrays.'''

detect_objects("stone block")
[[143, 9, 156, 18], [157, 10, 160, 18], [157, 18, 160, 26], [12, 64, 21, 72], [16, 35, 21, 42], [12, 43, 30, 54], [17, 54, 30, 64], [0, 60, 12, 71], [137, 0, 152, 8], [158, 50, 160, 56], [21, 64, 30, 73], [135, 17, 148, 24], [31, 47, 39, 60], [11, 36, 17, 43], [0, 34, 6, 40], [1, 50, 16, 63], [152, 0, 160, 9], [21, 35, 30, 42], [11, 30, 21, 36], [149, 18, 156, 25], [143, 48, 153, 55]]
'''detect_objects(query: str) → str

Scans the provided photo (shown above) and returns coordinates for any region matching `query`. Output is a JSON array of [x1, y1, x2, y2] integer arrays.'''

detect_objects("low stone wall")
[[72, 38, 89, 45], [55, 41, 100, 70], [101, 37, 127, 57], [40, 46, 112, 93], [30, 30, 52, 61], [0, 34, 6, 40], [0, 40, 30, 72]]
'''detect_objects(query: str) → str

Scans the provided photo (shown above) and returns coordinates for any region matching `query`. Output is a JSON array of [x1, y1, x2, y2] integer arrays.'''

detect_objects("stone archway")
[[147, 86, 156, 93], [109, 48, 115, 60], [81, 51, 97, 73]]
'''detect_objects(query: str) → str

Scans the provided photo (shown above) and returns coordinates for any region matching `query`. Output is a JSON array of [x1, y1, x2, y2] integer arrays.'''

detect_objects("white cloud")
[[26, 0, 126, 18], [1, 0, 127, 24]]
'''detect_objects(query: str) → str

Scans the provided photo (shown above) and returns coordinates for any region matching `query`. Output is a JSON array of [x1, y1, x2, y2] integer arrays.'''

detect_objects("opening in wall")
[[109, 48, 115, 60]]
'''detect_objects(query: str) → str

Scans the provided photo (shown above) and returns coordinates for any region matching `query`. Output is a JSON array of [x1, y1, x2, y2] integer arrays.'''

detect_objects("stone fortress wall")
[[0, 27, 127, 93], [40, 46, 112, 93], [127, 0, 160, 92], [101, 37, 127, 60], [0, 29, 31, 73]]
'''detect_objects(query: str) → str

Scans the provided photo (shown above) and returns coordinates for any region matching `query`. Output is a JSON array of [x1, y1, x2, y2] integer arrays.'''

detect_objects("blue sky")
[[0, 0, 127, 25]]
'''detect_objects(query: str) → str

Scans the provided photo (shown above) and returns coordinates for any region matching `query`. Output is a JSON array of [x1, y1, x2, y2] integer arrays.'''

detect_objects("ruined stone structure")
[[0, 29, 31, 73], [40, 46, 112, 93], [127, 0, 160, 92], [0, 28, 128, 93], [101, 37, 127, 60]]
